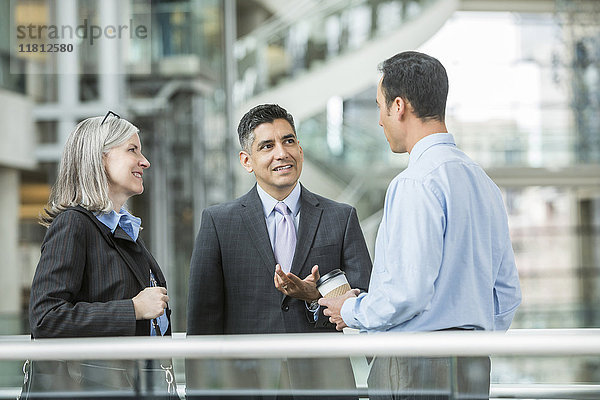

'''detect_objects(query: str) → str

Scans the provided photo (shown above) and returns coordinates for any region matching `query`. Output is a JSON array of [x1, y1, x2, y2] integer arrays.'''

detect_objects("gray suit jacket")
[[29, 206, 171, 338], [187, 184, 372, 335]]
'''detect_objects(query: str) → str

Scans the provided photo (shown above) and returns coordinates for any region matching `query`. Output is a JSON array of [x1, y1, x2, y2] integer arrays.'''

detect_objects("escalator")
[[235, 0, 458, 121], [233, 0, 458, 226]]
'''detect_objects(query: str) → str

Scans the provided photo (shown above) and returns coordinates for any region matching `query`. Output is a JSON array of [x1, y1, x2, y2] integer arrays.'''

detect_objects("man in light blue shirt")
[[320, 51, 522, 399]]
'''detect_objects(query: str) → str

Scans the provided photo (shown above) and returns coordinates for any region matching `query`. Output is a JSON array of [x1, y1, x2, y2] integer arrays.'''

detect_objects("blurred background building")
[[1, 0, 599, 387]]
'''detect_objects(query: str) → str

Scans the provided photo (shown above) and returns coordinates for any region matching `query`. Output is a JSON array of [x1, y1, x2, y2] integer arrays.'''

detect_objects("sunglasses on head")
[[101, 110, 121, 125]]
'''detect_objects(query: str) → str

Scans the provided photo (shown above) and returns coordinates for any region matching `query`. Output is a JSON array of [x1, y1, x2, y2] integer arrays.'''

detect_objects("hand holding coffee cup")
[[317, 269, 360, 333], [316, 269, 351, 298]]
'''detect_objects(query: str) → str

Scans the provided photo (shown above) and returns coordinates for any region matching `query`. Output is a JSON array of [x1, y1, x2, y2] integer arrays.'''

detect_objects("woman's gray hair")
[[41, 115, 140, 226]]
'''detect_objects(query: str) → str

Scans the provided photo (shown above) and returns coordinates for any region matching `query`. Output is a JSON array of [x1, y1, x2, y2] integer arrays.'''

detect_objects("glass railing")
[[0, 314, 28, 337], [1, 330, 600, 399], [234, 0, 438, 105]]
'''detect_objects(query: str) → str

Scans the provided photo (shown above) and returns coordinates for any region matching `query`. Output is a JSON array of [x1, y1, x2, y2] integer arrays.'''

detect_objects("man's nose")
[[274, 144, 288, 159]]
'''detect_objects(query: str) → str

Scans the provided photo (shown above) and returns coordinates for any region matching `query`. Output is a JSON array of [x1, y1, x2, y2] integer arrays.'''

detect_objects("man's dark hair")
[[378, 51, 448, 122], [237, 104, 296, 152]]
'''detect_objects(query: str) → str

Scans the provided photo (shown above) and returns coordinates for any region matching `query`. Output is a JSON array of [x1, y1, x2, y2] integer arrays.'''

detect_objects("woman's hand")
[[132, 287, 169, 320]]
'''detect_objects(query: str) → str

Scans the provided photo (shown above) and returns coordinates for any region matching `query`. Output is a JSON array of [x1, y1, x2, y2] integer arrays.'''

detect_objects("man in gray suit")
[[187, 104, 372, 399]]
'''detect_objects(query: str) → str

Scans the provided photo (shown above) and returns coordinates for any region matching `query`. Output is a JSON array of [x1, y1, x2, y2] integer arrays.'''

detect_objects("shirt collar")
[[256, 182, 301, 218], [95, 208, 142, 241], [408, 133, 456, 167]]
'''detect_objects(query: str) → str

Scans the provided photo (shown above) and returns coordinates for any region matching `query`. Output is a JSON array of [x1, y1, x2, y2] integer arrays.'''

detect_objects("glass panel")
[[2, 343, 600, 399]]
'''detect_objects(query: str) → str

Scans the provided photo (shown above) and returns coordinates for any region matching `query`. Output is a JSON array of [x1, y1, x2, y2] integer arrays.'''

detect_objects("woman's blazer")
[[29, 206, 170, 338]]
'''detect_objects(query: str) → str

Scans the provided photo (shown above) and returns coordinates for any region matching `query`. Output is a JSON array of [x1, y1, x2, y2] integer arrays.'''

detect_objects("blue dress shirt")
[[341, 133, 522, 332], [95, 208, 141, 241]]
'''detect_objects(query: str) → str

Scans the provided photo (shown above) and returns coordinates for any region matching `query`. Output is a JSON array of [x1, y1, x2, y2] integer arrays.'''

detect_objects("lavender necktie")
[[274, 202, 297, 273]]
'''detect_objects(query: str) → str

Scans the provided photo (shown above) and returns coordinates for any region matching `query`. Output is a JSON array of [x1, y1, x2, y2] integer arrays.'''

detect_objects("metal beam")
[[486, 165, 600, 188], [362, 164, 600, 191], [459, 0, 556, 13]]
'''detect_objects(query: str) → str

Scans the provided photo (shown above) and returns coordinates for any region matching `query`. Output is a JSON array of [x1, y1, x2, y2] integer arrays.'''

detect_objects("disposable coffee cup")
[[316, 269, 351, 298]]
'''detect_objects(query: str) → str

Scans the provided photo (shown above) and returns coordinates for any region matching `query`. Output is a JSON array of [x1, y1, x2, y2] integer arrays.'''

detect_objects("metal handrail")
[[491, 384, 600, 400], [2, 330, 600, 399], [1, 329, 600, 361], [2, 385, 600, 400]]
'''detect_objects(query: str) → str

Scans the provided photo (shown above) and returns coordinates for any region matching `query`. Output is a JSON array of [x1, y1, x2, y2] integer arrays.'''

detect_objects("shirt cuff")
[[305, 301, 320, 322], [341, 295, 361, 329]]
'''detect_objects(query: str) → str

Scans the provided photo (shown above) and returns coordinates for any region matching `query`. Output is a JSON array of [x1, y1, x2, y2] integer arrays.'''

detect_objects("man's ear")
[[239, 151, 253, 173], [394, 96, 406, 121]]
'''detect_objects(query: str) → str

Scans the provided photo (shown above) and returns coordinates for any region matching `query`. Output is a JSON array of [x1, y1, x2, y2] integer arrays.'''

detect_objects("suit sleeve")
[[29, 211, 136, 338], [187, 209, 225, 335], [340, 207, 372, 291], [314, 206, 372, 328]]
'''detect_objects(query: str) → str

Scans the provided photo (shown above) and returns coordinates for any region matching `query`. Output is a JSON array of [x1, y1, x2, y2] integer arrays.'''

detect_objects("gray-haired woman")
[[23, 112, 175, 399]]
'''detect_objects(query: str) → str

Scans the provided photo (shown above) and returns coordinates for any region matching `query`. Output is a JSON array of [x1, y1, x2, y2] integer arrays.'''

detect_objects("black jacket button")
[[282, 304, 289, 312]]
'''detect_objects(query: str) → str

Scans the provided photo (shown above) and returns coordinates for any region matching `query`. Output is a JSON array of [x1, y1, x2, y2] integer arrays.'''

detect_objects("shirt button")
[[282, 304, 289, 312]]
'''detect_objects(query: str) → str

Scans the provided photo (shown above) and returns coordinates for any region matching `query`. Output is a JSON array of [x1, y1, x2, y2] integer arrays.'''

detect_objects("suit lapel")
[[138, 236, 166, 287], [290, 185, 322, 278], [112, 228, 150, 287], [239, 186, 277, 275], [72, 206, 147, 288]]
